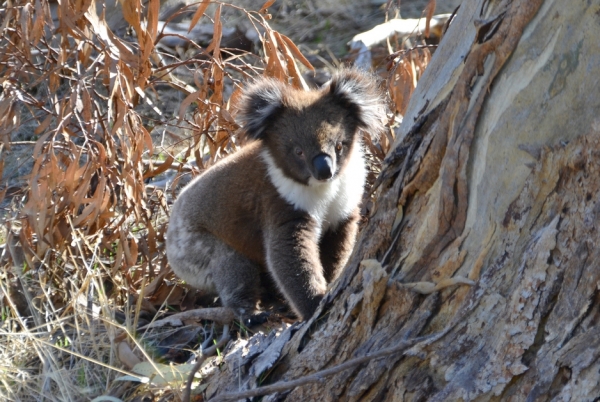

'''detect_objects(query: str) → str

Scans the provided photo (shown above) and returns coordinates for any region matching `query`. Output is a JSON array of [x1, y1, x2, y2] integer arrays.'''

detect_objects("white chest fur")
[[261, 144, 366, 238]]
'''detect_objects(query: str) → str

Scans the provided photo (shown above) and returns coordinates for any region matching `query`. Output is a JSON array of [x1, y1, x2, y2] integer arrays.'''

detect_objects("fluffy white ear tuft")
[[328, 69, 387, 139], [237, 78, 285, 140]]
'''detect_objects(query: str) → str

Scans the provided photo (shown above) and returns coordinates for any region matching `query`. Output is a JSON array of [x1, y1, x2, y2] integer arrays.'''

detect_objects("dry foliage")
[[387, 46, 431, 117], [0, 0, 436, 399]]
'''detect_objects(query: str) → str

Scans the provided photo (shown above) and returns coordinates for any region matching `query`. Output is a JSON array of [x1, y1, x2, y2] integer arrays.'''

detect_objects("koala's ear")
[[327, 69, 387, 139], [237, 79, 285, 140]]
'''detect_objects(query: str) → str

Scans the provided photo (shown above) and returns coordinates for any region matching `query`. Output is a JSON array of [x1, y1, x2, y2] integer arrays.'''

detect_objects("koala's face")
[[264, 93, 361, 186], [238, 69, 386, 186]]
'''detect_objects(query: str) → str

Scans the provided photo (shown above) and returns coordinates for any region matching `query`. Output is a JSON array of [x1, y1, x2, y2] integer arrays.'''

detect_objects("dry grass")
[[0, 0, 437, 399]]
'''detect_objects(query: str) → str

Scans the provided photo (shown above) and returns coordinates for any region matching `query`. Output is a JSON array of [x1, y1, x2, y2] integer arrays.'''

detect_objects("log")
[[200, 0, 600, 400], [349, 14, 451, 69]]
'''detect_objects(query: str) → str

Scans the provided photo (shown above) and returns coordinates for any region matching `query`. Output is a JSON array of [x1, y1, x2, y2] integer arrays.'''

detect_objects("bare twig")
[[208, 332, 436, 402], [138, 307, 236, 330], [183, 324, 231, 402]]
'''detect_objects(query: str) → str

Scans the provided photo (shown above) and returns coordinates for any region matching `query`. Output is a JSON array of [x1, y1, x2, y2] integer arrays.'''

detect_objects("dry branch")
[[139, 307, 236, 329], [350, 14, 450, 69], [209, 334, 430, 402]]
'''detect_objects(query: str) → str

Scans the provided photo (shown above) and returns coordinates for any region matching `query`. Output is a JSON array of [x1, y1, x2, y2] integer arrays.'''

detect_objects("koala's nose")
[[312, 154, 334, 180]]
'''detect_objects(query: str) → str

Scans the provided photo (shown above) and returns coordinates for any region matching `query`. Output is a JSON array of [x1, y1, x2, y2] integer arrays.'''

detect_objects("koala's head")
[[238, 69, 386, 185]]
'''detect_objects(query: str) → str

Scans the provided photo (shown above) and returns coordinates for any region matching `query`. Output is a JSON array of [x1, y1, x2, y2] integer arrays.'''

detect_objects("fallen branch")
[[208, 332, 435, 402], [349, 14, 451, 69], [138, 307, 235, 330], [183, 324, 231, 402]]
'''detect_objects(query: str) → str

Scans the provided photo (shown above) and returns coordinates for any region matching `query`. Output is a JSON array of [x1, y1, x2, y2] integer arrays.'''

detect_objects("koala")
[[166, 69, 386, 320]]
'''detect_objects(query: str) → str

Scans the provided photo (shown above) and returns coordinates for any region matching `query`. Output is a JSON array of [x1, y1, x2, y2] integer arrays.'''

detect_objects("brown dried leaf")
[[122, 232, 139, 267], [389, 60, 415, 115], [143, 154, 175, 179], [146, 0, 160, 41], [106, 28, 140, 66], [49, 72, 60, 92], [113, 240, 124, 274], [71, 163, 95, 208], [79, 0, 95, 19], [31, 0, 45, 45], [147, 280, 186, 306], [424, 0, 436, 38], [72, 200, 99, 228], [34, 114, 54, 136], [228, 85, 244, 113], [178, 88, 203, 121], [219, 107, 236, 127], [24, 176, 47, 241], [111, 98, 127, 135], [98, 184, 112, 218], [278, 33, 314, 71], [20, 3, 32, 46], [138, 122, 154, 155], [118, 341, 142, 369], [63, 149, 83, 195], [145, 221, 158, 254], [19, 229, 37, 270], [264, 30, 286, 81], [205, 4, 223, 54], [121, 0, 142, 34], [188, 1, 211, 34], [275, 32, 308, 90], [0, 186, 7, 207], [32, 131, 51, 160], [141, 271, 168, 297], [210, 65, 225, 105], [259, 0, 276, 13], [80, 87, 93, 123], [73, 173, 105, 227]]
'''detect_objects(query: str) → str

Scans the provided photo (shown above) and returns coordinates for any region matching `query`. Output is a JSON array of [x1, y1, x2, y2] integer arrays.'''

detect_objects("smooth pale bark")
[[203, 0, 600, 400]]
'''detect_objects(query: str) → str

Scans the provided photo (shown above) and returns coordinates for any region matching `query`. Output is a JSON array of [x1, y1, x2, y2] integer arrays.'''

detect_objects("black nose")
[[312, 154, 334, 180]]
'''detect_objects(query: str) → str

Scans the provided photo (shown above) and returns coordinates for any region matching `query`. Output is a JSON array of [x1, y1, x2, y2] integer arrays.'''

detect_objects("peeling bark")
[[203, 0, 600, 400]]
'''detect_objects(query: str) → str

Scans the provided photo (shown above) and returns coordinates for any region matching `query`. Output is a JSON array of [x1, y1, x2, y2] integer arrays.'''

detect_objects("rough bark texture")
[[204, 0, 600, 400]]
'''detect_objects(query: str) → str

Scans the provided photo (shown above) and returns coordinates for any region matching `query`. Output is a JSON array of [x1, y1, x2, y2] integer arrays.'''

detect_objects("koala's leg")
[[166, 226, 261, 318], [211, 245, 263, 319], [264, 218, 327, 320], [319, 211, 360, 283]]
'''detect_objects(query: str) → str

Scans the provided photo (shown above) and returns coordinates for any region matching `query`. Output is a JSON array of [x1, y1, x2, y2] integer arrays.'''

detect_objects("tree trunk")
[[204, 0, 600, 400]]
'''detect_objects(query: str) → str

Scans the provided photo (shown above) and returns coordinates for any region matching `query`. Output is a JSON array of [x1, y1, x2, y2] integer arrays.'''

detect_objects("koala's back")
[[169, 141, 295, 266]]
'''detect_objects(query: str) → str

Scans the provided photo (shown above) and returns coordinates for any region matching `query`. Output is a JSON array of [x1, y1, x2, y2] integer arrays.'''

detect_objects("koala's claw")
[[244, 311, 271, 327]]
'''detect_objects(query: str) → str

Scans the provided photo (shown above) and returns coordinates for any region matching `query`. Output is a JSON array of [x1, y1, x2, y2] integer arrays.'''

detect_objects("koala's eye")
[[335, 141, 343, 152], [295, 147, 304, 157]]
